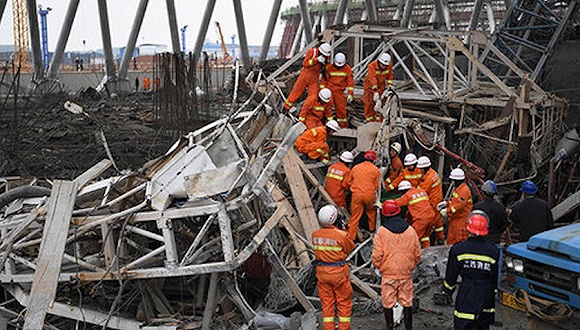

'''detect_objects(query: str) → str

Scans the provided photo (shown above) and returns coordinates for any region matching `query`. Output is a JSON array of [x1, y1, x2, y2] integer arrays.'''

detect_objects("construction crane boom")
[[215, 21, 230, 60], [12, 0, 30, 70]]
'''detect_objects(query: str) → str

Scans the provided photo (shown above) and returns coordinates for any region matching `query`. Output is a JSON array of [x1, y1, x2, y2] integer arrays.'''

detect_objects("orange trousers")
[[285, 71, 319, 108], [380, 277, 414, 308], [348, 193, 377, 240], [296, 141, 329, 161], [412, 219, 434, 248], [447, 216, 468, 245], [319, 275, 353, 330], [363, 90, 382, 122], [330, 90, 348, 128], [432, 210, 445, 241]]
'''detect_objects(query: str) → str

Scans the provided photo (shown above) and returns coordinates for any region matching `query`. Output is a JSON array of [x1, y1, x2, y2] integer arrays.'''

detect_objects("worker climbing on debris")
[[320, 52, 355, 128], [417, 156, 445, 244], [434, 210, 499, 330], [295, 120, 340, 164], [385, 153, 422, 191], [312, 205, 355, 330], [437, 168, 473, 245], [386, 142, 403, 183], [363, 52, 394, 123], [393, 180, 437, 248], [298, 88, 334, 129], [508, 180, 553, 242], [472, 180, 509, 244], [284, 42, 332, 111], [372, 200, 421, 330], [325, 151, 354, 208], [345, 150, 381, 240]]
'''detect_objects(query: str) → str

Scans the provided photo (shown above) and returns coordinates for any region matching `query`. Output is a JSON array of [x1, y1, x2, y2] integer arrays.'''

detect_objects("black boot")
[[403, 306, 413, 330], [383, 307, 394, 330]]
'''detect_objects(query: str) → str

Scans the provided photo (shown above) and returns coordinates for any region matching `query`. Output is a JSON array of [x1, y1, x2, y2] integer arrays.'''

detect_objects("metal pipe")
[[124, 225, 165, 242], [365, 0, 378, 21], [334, 0, 348, 25], [165, 0, 180, 53], [96, 0, 116, 79], [48, 0, 80, 79], [0, 0, 7, 27], [468, 0, 485, 31], [193, 0, 217, 67], [298, 0, 313, 44], [232, 0, 251, 70], [401, 0, 416, 28], [26, 0, 43, 81], [118, 0, 149, 79], [259, 0, 282, 64]]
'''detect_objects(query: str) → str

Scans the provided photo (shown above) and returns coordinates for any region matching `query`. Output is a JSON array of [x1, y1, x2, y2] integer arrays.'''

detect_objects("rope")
[[517, 289, 574, 322]]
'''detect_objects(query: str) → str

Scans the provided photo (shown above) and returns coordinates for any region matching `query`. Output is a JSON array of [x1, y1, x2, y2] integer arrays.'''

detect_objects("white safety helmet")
[[417, 156, 431, 169], [340, 151, 354, 163], [325, 120, 340, 132], [449, 168, 466, 180], [390, 142, 402, 154], [318, 88, 332, 103], [319, 43, 331, 56], [334, 53, 346, 67], [398, 180, 412, 191], [403, 153, 418, 166], [378, 53, 391, 66], [318, 205, 338, 227]]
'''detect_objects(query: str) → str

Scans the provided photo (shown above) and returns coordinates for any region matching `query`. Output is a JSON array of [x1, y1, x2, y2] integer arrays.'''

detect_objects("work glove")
[[317, 55, 326, 64], [373, 92, 380, 102], [347, 95, 354, 104], [436, 201, 447, 211], [433, 291, 453, 306], [440, 208, 447, 218], [321, 159, 329, 165]]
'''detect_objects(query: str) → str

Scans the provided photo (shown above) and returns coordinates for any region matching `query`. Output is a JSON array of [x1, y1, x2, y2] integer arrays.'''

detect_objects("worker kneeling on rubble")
[[435, 210, 499, 330], [298, 87, 335, 129], [294, 120, 340, 164], [372, 200, 421, 330], [312, 205, 355, 330]]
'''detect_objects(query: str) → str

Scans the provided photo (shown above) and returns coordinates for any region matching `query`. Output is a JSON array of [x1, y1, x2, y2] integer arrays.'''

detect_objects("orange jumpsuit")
[[294, 126, 330, 161], [298, 94, 334, 129], [444, 182, 473, 245], [345, 161, 380, 240], [385, 167, 423, 191], [363, 60, 394, 122], [284, 47, 326, 109], [320, 63, 354, 128], [388, 156, 403, 182], [325, 162, 351, 208], [395, 187, 437, 248], [418, 168, 445, 241], [372, 220, 421, 308], [312, 226, 355, 330]]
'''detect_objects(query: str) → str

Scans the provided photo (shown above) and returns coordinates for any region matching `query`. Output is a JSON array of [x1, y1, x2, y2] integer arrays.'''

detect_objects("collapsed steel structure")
[[0, 23, 571, 329]]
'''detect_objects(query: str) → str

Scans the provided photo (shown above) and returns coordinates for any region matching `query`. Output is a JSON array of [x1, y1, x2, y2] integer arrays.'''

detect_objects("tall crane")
[[11, 0, 30, 70], [214, 21, 231, 62]]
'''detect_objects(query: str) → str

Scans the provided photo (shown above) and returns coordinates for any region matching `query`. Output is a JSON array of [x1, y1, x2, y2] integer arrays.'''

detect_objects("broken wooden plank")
[[73, 159, 112, 189], [23, 180, 79, 330], [350, 273, 380, 300], [552, 189, 580, 222], [201, 272, 220, 330]]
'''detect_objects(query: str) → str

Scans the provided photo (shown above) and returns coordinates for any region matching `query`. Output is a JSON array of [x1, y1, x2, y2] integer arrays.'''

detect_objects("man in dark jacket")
[[509, 180, 553, 242], [472, 180, 508, 244], [437, 210, 500, 330]]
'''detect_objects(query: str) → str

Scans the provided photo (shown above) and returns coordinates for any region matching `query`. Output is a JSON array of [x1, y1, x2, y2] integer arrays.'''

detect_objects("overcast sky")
[[0, 0, 300, 51]]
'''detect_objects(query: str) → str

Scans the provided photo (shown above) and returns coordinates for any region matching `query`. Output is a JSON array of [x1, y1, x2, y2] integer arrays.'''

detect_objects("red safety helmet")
[[466, 210, 489, 236], [381, 200, 401, 217], [364, 150, 376, 161]]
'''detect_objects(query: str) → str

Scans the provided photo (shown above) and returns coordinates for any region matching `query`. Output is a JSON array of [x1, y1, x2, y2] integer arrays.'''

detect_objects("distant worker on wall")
[[295, 120, 340, 164], [437, 168, 473, 245], [284, 42, 332, 111], [372, 200, 421, 330], [298, 88, 334, 129], [312, 205, 355, 330], [143, 77, 151, 91], [320, 53, 355, 128], [325, 151, 354, 208], [472, 180, 509, 244], [363, 52, 394, 123], [508, 180, 553, 242]]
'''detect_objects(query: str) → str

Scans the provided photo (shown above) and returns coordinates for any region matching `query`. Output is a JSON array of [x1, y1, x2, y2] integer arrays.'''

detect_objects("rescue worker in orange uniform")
[[385, 153, 423, 191], [394, 180, 437, 248], [320, 53, 354, 128], [372, 200, 421, 330], [345, 150, 381, 240], [295, 120, 340, 164], [284, 42, 332, 110], [299, 88, 334, 129], [363, 53, 394, 123], [312, 205, 355, 330], [417, 156, 445, 244], [437, 168, 473, 245], [143, 76, 151, 90], [387, 142, 403, 183], [325, 151, 354, 208]]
